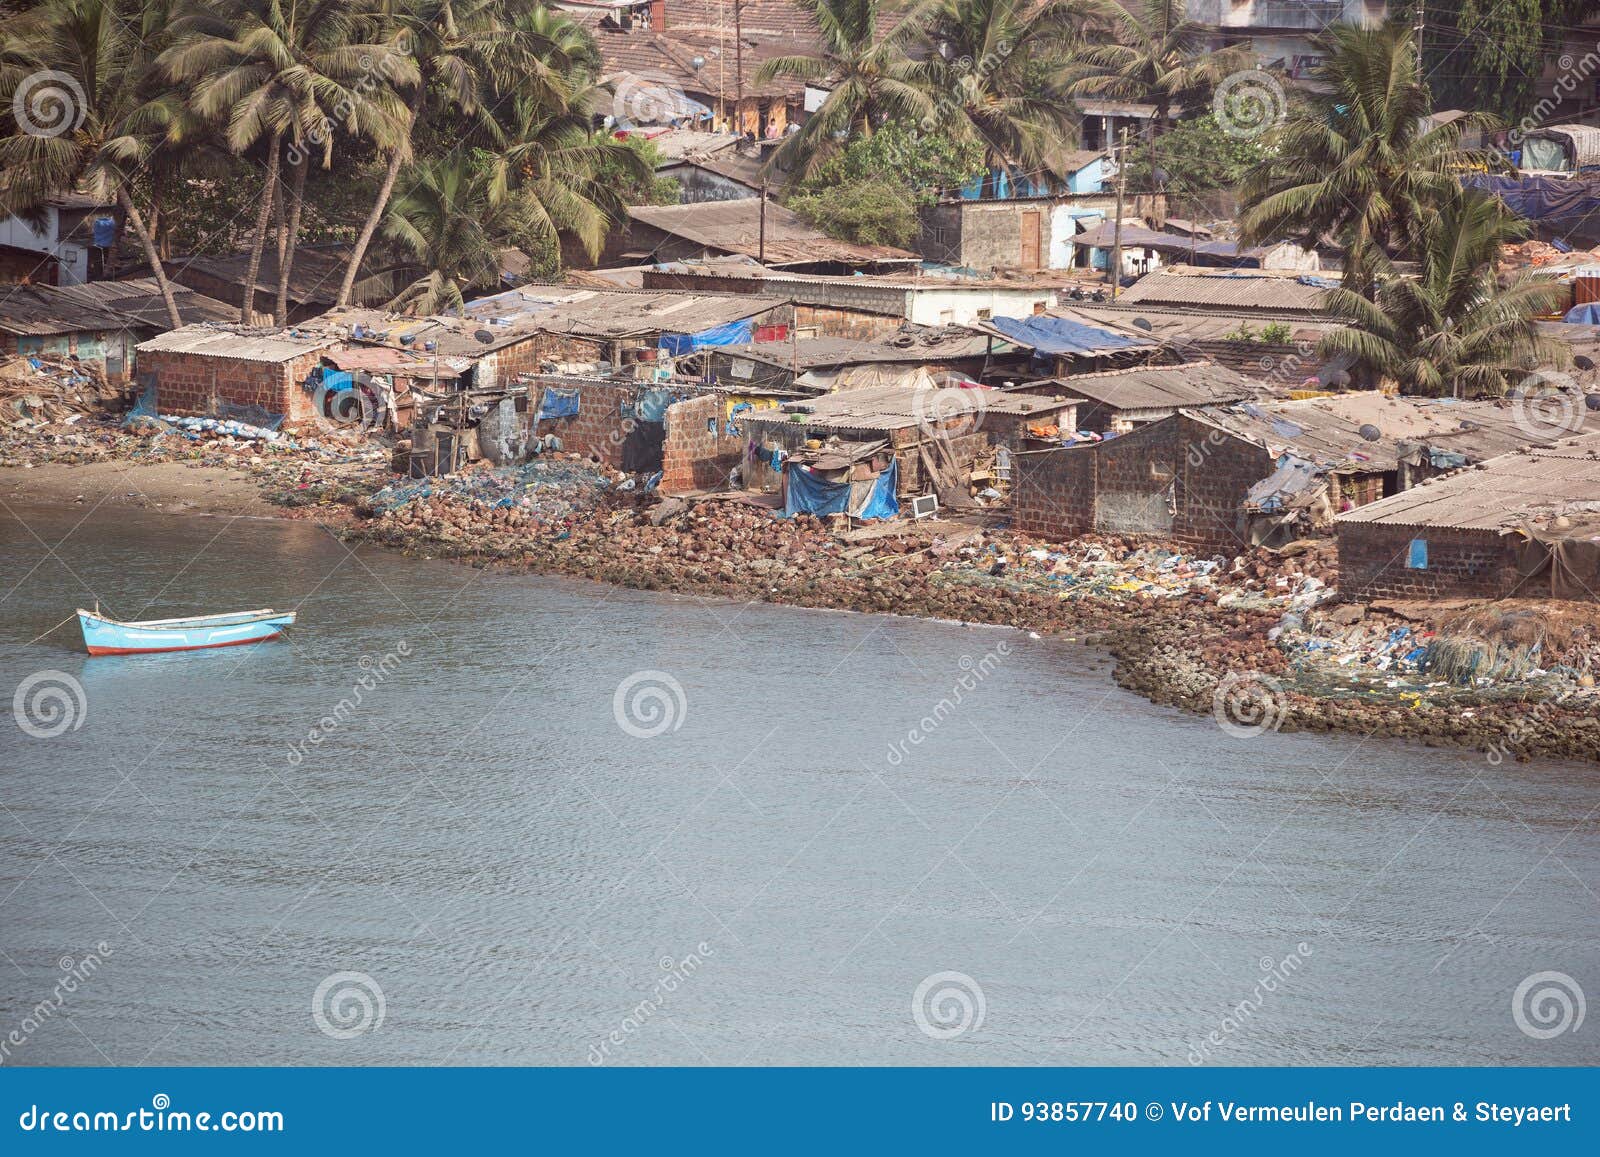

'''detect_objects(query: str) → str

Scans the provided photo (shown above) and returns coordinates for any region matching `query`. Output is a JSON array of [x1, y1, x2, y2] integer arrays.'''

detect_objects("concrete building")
[[1186, 1, 1389, 84], [0, 195, 117, 286]]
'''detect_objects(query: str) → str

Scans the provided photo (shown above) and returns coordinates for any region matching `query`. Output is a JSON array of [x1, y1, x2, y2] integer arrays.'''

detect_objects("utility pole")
[[734, 0, 744, 136], [1111, 126, 1128, 300], [759, 178, 767, 263]]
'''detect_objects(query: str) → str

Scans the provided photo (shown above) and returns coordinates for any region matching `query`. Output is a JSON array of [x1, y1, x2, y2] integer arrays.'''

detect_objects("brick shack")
[[1, 279, 233, 380], [1012, 393, 1596, 552], [1338, 434, 1600, 601], [705, 325, 1022, 392], [135, 324, 340, 423], [738, 383, 1078, 511], [614, 199, 919, 275], [1008, 362, 1259, 433]]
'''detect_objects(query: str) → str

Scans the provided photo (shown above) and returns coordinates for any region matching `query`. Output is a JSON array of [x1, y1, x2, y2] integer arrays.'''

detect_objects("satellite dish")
[[1358, 423, 1382, 442], [1577, 355, 1596, 370], [1132, 317, 1153, 331], [475, 329, 495, 344], [1587, 393, 1600, 411], [690, 55, 705, 70]]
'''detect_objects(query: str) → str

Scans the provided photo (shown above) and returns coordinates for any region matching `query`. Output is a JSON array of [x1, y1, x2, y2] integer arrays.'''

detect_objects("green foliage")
[[1222, 322, 1259, 343], [1260, 322, 1292, 345], [597, 136, 681, 207], [797, 119, 984, 203], [1317, 188, 1567, 396], [1122, 113, 1269, 193], [788, 177, 920, 248], [1421, 1, 1595, 126]]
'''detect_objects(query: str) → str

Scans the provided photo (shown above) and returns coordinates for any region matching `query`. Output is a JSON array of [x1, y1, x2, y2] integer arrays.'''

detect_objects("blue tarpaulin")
[[636, 388, 676, 422], [537, 386, 581, 419], [1566, 302, 1600, 325], [986, 314, 1151, 356], [92, 216, 117, 248], [1463, 174, 1600, 240], [855, 460, 899, 521], [782, 464, 851, 518], [320, 370, 355, 393], [659, 319, 754, 357]]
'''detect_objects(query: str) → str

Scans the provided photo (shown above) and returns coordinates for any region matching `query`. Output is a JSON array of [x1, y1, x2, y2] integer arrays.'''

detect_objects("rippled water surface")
[[1, 502, 1596, 1066]]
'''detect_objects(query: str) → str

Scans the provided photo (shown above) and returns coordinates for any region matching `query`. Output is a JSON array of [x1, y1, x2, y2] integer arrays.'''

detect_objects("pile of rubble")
[[0, 355, 124, 429]]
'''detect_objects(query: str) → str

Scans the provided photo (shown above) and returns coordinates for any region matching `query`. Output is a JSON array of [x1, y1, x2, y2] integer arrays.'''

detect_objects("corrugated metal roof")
[[743, 382, 1077, 432], [1050, 362, 1259, 414], [626, 200, 918, 266], [0, 279, 233, 336], [1337, 434, 1600, 530], [1188, 393, 1600, 473], [1113, 269, 1333, 313], [136, 324, 340, 362], [723, 327, 995, 370]]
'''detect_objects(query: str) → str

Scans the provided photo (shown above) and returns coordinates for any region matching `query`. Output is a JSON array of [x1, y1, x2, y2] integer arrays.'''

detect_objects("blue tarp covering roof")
[[986, 314, 1152, 357], [659, 318, 755, 357], [1566, 302, 1600, 325], [1463, 174, 1600, 241]]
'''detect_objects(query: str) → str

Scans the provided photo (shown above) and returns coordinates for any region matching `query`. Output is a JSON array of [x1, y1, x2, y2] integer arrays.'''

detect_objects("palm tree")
[[371, 152, 529, 314], [919, 0, 1092, 187], [160, 0, 415, 324], [1317, 189, 1566, 398], [0, 0, 186, 327], [756, 0, 938, 182], [1066, 0, 1249, 128], [1239, 20, 1495, 293], [483, 86, 651, 265]]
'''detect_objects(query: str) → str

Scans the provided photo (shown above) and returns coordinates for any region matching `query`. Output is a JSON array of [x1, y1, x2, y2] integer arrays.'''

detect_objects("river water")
[[1, 502, 1596, 1067]]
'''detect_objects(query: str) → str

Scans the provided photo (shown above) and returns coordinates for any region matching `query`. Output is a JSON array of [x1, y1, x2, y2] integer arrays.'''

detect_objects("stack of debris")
[[0, 355, 122, 427]]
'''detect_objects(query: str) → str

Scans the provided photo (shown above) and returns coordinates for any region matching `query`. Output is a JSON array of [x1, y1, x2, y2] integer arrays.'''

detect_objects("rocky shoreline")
[[6, 413, 1597, 765], [345, 479, 1600, 766]]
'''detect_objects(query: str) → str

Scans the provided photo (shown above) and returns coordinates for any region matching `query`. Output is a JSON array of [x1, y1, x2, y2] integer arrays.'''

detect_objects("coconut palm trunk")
[[117, 189, 184, 330], [337, 87, 421, 309], [240, 131, 282, 325], [276, 149, 310, 325]]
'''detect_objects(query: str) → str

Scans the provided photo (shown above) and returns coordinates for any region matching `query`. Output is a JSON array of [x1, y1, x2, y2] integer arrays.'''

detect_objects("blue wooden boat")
[[77, 606, 295, 655]]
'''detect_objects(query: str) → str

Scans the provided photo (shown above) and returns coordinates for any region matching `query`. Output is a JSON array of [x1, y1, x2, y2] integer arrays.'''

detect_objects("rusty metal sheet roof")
[[626, 200, 918, 266], [1113, 269, 1333, 314], [1051, 362, 1259, 414], [743, 382, 1076, 433], [1337, 434, 1600, 530], [0, 279, 232, 336]]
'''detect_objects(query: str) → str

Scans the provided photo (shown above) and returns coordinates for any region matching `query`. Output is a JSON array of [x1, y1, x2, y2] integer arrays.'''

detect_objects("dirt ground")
[[0, 461, 283, 519]]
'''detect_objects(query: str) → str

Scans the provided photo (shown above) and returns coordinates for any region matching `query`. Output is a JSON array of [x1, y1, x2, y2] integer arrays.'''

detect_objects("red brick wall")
[[1174, 414, 1274, 551], [661, 394, 743, 494], [1011, 444, 1095, 540], [1338, 524, 1523, 600], [143, 348, 321, 422]]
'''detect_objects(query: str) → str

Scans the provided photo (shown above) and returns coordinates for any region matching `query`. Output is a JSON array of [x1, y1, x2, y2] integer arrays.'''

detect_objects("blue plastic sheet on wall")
[[1407, 538, 1429, 570], [1566, 302, 1600, 325], [636, 388, 677, 422], [538, 386, 581, 419], [92, 216, 117, 248]]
